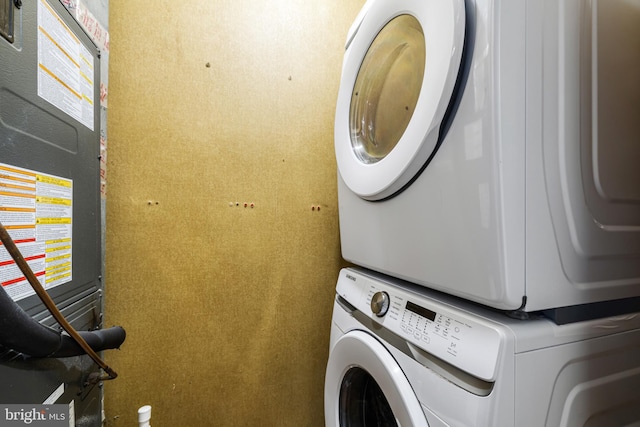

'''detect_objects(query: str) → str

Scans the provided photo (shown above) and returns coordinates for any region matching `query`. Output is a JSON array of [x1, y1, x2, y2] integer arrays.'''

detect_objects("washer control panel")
[[337, 269, 503, 382]]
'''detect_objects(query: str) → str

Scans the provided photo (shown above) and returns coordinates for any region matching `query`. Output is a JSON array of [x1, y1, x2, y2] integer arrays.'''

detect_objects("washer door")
[[335, 0, 465, 201], [324, 330, 428, 427]]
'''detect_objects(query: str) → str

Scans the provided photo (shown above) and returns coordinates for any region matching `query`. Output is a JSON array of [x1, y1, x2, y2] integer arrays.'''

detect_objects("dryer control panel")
[[337, 268, 503, 382]]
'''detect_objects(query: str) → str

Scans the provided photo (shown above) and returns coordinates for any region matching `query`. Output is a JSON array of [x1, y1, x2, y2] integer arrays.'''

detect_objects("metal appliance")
[[0, 1, 119, 425]]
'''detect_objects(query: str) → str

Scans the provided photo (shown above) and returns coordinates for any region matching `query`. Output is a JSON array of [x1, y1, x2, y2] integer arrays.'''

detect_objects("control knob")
[[371, 291, 390, 317]]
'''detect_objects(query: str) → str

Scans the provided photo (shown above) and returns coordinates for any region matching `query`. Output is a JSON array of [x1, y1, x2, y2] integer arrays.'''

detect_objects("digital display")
[[406, 301, 436, 321]]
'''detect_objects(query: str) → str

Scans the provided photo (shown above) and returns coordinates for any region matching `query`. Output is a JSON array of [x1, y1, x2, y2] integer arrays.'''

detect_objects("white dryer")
[[335, 0, 640, 313], [325, 268, 640, 426]]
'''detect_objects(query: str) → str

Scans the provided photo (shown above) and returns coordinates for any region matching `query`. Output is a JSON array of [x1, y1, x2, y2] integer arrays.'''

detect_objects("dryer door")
[[335, 0, 465, 201], [324, 330, 428, 427]]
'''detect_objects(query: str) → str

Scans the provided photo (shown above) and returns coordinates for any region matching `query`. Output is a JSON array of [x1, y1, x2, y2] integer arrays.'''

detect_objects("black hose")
[[0, 283, 60, 357], [0, 222, 122, 379], [0, 284, 126, 358], [53, 327, 127, 358]]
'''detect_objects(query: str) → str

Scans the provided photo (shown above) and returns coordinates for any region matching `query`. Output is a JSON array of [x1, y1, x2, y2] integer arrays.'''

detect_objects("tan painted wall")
[[104, 1, 363, 425]]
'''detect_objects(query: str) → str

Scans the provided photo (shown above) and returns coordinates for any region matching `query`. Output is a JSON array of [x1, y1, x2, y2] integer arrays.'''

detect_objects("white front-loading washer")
[[335, 0, 640, 313], [325, 268, 640, 426]]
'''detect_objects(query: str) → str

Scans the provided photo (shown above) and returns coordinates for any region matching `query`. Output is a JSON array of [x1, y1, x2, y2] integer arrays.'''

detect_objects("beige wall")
[[104, 1, 362, 425]]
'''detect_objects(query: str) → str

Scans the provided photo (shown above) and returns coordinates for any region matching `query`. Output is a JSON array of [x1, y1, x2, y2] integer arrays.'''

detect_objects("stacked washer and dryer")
[[324, 0, 640, 425]]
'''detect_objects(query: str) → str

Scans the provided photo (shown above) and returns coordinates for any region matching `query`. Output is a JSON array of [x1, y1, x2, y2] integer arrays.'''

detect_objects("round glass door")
[[324, 331, 427, 426], [334, 0, 465, 200], [350, 15, 425, 165], [339, 367, 398, 426]]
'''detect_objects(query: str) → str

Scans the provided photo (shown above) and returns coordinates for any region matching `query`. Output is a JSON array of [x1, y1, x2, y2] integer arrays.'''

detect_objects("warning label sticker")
[[37, 0, 95, 131], [0, 163, 73, 302]]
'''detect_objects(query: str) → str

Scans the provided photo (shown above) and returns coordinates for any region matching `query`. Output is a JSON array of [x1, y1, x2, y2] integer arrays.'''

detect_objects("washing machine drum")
[[335, 0, 466, 200]]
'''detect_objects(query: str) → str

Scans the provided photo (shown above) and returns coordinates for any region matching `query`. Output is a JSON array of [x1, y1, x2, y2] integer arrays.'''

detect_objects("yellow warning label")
[[45, 253, 72, 263], [45, 245, 72, 253], [36, 196, 72, 206], [36, 218, 72, 225], [46, 272, 72, 284], [45, 238, 72, 246], [47, 263, 71, 276], [36, 174, 72, 187]]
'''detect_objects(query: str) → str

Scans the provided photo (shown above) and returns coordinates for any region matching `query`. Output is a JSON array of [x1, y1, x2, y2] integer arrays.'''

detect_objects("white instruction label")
[[37, 0, 95, 131], [0, 163, 73, 301]]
